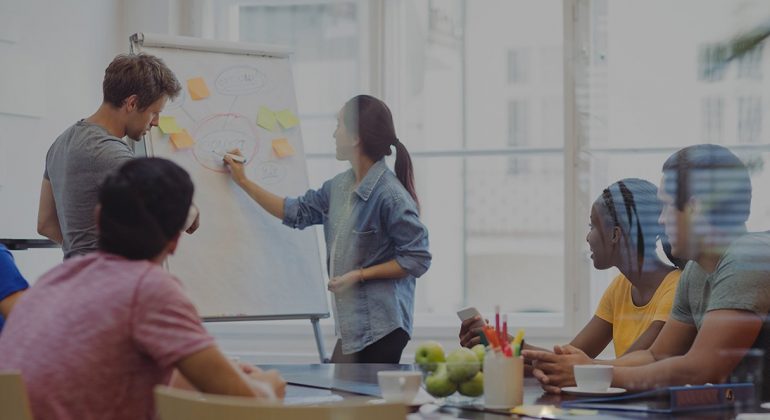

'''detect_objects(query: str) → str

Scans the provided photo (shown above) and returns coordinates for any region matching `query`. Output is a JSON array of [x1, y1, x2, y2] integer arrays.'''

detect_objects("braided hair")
[[599, 178, 685, 278]]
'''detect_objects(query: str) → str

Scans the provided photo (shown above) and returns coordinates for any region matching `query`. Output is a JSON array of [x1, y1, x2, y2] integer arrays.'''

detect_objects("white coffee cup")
[[573, 364, 613, 391], [377, 371, 422, 403]]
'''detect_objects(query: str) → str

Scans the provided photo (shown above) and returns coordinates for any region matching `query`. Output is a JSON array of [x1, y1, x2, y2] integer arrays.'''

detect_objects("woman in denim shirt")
[[224, 95, 431, 363]]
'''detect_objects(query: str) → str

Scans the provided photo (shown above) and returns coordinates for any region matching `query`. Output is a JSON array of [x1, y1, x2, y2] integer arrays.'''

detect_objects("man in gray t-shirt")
[[526, 144, 770, 399], [43, 122, 133, 258], [38, 54, 193, 258], [671, 233, 770, 399]]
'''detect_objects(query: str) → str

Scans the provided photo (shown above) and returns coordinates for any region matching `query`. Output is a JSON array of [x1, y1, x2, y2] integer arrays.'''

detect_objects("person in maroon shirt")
[[0, 158, 284, 420]]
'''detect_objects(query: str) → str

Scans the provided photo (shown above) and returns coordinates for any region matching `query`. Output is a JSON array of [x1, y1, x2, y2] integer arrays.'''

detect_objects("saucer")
[[369, 389, 436, 407], [561, 386, 626, 397]]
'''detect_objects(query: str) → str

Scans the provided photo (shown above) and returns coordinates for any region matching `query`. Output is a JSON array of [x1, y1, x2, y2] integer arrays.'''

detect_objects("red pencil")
[[502, 313, 508, 344], [495, 305, 500, 343]]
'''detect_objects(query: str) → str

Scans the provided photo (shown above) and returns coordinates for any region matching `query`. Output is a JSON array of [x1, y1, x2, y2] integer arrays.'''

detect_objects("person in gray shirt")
[[38, 54, 199, 258], [525, 144, 770, 399]]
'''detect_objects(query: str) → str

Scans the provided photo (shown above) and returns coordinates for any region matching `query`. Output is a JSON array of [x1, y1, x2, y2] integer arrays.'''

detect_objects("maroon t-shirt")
[[0, 252, 215, 420]]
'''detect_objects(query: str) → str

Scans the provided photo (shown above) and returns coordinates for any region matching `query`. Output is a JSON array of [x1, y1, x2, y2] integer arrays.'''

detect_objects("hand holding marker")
[[219, 152, 246, 163]]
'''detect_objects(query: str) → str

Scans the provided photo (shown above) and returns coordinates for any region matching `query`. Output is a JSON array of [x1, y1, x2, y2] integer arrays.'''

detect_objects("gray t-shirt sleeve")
[[92, 138, 134, 175], [670, 261, 695, 324], [707, 235, 770, 316]]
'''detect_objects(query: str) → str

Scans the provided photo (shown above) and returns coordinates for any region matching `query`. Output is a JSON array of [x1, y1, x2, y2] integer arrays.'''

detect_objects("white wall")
[[1, 0, 188, 281], [1, 0, 124, 280]]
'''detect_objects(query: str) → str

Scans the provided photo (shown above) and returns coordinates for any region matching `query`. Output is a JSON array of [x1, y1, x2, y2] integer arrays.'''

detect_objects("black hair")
[[599, 178, 686, 276], [662, 144, 751, 228], [98, 158, 194, 260], [342, 95, 419, 210]]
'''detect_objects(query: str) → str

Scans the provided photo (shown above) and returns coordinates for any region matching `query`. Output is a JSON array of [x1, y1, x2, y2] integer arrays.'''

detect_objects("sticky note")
[[258, 106, 278, 131], [272, 138, 295, 158], [187, 77, 210, 100], [275, 109, 300, 129], [158, 116, 182, 134], [170, 129, 195, 149]]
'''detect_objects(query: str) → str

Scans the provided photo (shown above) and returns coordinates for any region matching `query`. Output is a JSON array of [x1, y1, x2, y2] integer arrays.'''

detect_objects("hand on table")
[[523, 344, 592, 394], [244, 366, 287, 400]]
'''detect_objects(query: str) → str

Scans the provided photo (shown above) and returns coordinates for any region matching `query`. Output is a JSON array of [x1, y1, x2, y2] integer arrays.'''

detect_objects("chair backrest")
[[154, 386, 406, 420], [0, 371, 33, 420]]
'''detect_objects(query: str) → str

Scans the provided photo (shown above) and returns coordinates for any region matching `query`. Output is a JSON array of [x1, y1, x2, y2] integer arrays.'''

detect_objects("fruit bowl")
[[415, 360, 484, 403], [414, 342, 487, 404]]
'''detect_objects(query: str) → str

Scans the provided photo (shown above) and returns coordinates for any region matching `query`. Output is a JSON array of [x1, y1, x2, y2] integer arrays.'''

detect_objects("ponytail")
[[393, 140, 419, 211]]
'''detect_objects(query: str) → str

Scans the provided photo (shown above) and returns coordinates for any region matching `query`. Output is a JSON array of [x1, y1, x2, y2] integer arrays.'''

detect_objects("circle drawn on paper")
[[215, 66, 266, 96], [255, 161, 287, 185], [191, 114, 259, 172]]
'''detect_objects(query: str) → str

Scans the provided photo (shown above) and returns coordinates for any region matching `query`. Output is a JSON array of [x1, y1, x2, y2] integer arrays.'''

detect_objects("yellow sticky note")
[[170, 129, 195, 149], [272, 138, 295, 158], [187, 77, 210, 100], [275, 109, 300, 129], [258, 106, 278, 131], [158, 116, 182, 134]]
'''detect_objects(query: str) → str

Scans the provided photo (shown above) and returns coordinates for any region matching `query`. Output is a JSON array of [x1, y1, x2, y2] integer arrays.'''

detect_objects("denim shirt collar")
[[354, 159, 388, 202]]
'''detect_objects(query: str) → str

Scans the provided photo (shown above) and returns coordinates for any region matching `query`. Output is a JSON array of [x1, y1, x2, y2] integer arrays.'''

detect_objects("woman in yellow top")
[[460, 178, 684, 359]]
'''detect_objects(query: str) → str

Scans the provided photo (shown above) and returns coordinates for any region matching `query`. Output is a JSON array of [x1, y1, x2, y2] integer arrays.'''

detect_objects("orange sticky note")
[[170, 129, 195, 149], [272, 138, 295, 158], [187, 77, 210, 100]]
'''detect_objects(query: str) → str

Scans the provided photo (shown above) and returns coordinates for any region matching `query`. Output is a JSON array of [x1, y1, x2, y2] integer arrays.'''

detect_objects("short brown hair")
[[102, 54, 181, 110]]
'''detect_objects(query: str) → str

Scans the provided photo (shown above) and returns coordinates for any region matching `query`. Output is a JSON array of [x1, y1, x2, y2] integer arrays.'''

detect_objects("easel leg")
[[311, 317, 329, 363]]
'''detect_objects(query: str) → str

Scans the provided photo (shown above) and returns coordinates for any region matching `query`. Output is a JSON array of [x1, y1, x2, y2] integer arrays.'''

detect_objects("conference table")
[[257, 363, 761, 419]]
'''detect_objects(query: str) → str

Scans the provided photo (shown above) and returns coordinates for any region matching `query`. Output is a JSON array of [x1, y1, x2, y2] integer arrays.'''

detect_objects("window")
[[580, 0, 770, 313], [507, 48, 530, 84], [738, 96, 762, 144], [698, 43, 727, 82], [738, 45, 763, 80], [701, 96, 724, 144], [507, 100, 530, 174], [200, 0, 770, 343]]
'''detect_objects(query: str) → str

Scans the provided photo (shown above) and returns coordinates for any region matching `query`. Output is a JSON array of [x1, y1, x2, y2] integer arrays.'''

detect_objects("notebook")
[[561, 383, 755, 414]]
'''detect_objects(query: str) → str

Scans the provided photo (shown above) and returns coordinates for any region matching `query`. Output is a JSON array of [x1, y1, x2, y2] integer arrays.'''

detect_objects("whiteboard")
[[131, 33, 328, 320]]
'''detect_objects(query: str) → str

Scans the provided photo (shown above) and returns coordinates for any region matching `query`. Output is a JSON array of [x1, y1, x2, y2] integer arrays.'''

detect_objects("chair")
[[154, 385, 407, 420], [0, 371, 33, 420]]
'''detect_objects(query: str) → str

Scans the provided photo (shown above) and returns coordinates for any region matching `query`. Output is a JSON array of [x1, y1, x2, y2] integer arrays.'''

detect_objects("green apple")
[[458, 371, 484, 397], [471, 344, 486, 368], [425, 363, 457, 398], [415, 341, 446, 371], [446, 348, 481, 383]]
